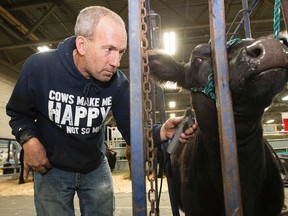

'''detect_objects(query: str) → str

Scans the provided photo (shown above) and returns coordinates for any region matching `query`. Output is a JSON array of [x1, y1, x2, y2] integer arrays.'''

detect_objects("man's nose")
[[109, 52, 121, 68]]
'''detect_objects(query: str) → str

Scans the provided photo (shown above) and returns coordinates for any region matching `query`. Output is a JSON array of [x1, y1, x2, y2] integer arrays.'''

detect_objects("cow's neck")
[[234, 114, 263, 140], [199, 113, 264, 152]]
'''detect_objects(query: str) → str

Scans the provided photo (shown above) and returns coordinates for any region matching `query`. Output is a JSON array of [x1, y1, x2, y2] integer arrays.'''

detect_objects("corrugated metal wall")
[[0, 65, 18, 139]]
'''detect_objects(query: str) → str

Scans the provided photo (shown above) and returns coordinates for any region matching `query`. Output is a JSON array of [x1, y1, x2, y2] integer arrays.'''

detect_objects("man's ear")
[[75, 36, 86, 55]]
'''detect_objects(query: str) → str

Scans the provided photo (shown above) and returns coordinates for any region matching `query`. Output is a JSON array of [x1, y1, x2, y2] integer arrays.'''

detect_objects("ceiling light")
[[163, 32, 176, 55], [170, 113, 176, 118], [281, 95, 288, 101], [169, 101, 176, 108], [37, 45, 50, 52], [266, 119, 275, 124], [163, 81, 178, 90]]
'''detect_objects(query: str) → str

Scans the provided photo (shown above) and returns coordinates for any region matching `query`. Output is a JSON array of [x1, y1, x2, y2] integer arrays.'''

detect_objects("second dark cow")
[[148, 37, 288, 216]]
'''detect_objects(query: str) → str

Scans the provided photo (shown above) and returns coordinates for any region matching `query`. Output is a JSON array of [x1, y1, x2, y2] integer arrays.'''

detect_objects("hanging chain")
[[140, 0, 157, 215]]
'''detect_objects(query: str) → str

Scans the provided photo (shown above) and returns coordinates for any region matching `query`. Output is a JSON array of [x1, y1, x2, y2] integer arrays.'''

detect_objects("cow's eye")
[[194, 57, 203, 64]]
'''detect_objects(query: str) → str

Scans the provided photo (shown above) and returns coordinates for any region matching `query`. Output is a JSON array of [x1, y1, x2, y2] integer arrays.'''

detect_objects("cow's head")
[[148, 37, 288, 125]]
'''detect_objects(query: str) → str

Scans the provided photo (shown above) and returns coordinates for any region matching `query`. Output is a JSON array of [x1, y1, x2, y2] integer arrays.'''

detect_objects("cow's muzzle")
[[246, 38, 288, 72]]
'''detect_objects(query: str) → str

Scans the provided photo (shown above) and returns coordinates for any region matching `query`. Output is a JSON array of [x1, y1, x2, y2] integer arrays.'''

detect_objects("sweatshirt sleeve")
[[111, 73, 130, 145], [6, 60, 38, 143], [152, 124, 163, 147]]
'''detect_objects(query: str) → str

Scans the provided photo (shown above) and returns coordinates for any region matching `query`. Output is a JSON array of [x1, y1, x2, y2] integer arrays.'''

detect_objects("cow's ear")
[[147, 50, 186, 85]]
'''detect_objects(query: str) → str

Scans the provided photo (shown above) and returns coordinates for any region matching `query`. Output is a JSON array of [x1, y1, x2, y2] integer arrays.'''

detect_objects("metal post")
[[128, 1, 147, 215], [241, 0, 252, 38], [228, 0, 258, 40], [282, 0, 288, 30], [208, 1, 243, 216]]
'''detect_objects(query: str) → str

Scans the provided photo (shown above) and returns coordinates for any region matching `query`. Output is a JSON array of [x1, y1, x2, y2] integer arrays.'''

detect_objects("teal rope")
[[202, 72, 216, 100], [273, 0, 281, 40], [226, 38, 242, 48]]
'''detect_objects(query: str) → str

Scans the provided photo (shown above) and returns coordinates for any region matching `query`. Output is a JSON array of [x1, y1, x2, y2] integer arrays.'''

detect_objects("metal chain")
[[140, 0, 157, 215]]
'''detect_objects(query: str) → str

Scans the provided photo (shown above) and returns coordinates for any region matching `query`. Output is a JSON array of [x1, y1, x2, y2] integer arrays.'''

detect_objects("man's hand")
[[160, 116, 198, 144], [23, 137, 51, 180]]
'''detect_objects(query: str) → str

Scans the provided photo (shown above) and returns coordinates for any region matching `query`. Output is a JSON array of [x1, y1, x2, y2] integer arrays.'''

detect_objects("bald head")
[[74, 6, 126, 40]]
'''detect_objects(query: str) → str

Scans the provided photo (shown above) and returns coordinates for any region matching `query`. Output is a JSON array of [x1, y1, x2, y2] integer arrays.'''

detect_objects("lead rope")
[[273, 0, 281, 40], [140, 1, 158, 215]]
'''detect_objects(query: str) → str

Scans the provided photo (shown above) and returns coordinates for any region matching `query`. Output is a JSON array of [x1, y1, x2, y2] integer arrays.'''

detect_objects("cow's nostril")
[[246, 46, 262, 58]]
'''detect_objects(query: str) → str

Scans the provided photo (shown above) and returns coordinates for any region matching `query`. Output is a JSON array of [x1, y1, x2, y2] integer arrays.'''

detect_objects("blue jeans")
[[33, 157, 114, 216]]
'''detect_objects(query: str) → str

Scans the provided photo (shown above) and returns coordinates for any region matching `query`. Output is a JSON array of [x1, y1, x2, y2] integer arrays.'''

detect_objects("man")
[[6, 6, 196, 216]]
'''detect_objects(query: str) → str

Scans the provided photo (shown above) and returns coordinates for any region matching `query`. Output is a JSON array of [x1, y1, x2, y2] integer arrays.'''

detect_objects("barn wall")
[[0, 64, 19, 139]]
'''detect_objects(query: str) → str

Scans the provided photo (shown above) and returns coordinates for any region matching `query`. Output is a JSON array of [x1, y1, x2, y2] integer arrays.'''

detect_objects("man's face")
[[81, 16, 127, 82]]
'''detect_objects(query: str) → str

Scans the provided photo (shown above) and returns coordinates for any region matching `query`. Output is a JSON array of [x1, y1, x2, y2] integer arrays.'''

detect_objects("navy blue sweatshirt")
[[6, 36, 164, 173]]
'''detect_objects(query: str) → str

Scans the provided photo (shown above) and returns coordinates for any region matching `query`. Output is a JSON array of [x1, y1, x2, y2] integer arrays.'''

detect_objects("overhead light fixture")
[[282, 95, 288, 101], [161, 81, 180, 91], [170, 113, 176, 118], [37, 45, 50, 52], [163, 31, 176, 55], [163, 81, 178, 90], [169, 101, 176, 108], [266, 119, 275, 124]]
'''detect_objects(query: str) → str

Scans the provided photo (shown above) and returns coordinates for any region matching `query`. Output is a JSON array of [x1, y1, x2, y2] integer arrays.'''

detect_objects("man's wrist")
[[19, 131, 36, 146]]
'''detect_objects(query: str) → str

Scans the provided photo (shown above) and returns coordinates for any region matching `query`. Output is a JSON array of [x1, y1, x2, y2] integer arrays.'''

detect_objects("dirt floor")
[[0, 170, 170, 196], [0, 170, 287, 208]]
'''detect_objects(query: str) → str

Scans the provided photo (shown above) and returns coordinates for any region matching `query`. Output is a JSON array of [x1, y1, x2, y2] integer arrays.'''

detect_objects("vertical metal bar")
[[128, 1, 147, 215], [208, 1, 243, 216], [229, 0, 258, 40], [241, 0, 252, 38], [282, 0, 288, 30]]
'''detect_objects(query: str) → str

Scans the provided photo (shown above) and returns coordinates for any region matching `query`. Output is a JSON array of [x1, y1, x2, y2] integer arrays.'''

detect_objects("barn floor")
[[0, 170, 185, 216], [0, 170, 287, 215]]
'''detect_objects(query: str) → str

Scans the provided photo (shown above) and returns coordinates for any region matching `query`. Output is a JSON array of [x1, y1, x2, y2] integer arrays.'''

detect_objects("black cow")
[[148, 37, 288, 216]]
